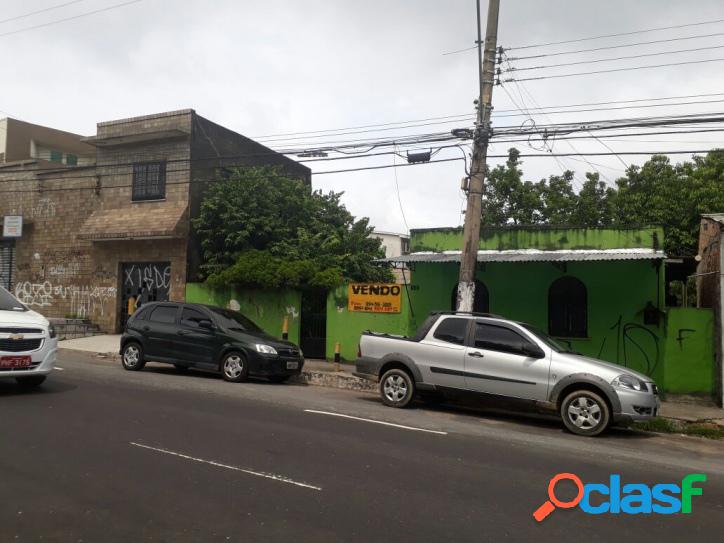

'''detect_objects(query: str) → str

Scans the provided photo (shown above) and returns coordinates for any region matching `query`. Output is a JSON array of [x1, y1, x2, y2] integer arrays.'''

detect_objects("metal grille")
[[277, 347, 301, 357], [0, 338, 42, 352], [0, 328, 42, 334], [0, 241, 15, 291], [132, 161, 167, 201]]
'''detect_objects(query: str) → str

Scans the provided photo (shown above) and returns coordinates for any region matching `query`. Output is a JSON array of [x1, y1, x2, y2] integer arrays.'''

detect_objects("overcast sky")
[[3, 0, 724, 234]]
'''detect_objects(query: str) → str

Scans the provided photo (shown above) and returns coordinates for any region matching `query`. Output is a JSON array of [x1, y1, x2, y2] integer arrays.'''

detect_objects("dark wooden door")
[[300, 291, 327, 359], [119, 262, 171, 330]]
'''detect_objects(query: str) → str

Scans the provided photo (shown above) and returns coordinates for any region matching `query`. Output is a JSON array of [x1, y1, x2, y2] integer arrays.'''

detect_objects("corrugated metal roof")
[[386, 248, 666, 264]]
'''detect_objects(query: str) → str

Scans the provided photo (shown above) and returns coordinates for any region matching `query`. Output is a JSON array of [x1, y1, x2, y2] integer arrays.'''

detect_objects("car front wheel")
[[380, 368, 415, 408], [122, 342, 146, 371], [221, 352, 248, 383], [560, 389, 610, 437]]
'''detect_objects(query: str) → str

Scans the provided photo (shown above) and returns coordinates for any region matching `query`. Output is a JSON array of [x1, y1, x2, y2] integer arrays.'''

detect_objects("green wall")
[[326, 285, 414, 361], [663, 308, 715, 395], [185, 283, 302, 344], [407, 259, 666, 384], [411, 226, 664, 252]]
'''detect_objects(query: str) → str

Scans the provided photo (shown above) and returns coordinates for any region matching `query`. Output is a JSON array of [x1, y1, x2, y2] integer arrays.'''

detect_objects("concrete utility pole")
[[456, 0, 500, 312]]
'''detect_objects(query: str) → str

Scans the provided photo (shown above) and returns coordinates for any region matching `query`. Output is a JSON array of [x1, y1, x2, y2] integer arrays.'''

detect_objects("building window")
[[132, 161, 166, 201], [66, 154, 78, 166], [548, 276, 587, 338], [49, 150, 63, 163]]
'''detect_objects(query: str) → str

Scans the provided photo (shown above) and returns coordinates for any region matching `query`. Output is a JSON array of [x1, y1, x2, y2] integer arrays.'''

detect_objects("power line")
[[506, 31, 724, 61], [506, 17, 724, 50], [243, 92, 724, 142], [0, 0, 142, 39], [0, 157, 467, 191], [504, 56, 724, 82], [503, 44, 724, 72], [0, 0, 85, 26]]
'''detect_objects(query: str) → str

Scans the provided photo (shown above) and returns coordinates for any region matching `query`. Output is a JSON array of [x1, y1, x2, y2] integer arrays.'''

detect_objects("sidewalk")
[[59, 334, 722, 427]]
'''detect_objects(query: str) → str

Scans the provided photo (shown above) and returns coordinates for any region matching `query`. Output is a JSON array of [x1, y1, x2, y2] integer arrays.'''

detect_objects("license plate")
[[286, 361, 299, 370], [0, 356, 32, 369]]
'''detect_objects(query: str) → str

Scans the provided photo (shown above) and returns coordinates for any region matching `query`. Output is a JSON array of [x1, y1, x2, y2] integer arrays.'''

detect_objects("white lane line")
[[129, 442, 322, 491], [304, 409, 448, 435], [54, 367, 65, 371]]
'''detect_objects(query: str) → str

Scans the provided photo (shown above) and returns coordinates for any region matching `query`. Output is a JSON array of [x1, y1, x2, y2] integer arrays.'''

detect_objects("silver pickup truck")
[[355, 311, 659, 436]]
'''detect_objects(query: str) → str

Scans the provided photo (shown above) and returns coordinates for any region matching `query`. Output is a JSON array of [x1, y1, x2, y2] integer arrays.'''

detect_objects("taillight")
[[357, 344, 362, 358]]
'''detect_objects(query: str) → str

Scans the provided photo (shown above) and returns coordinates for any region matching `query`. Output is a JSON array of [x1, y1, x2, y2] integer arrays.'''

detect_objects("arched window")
[[451, 281, 490, 313], [548, 276, 587, 338]]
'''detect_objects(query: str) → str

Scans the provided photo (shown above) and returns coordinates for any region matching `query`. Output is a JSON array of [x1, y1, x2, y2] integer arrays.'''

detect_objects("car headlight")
[[255, 344, 278, 355], [48, 324, 57, 339], [612, 374, 647, 392]]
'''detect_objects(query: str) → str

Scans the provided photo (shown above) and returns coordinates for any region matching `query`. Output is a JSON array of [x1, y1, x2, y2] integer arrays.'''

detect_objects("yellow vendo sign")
[[348, 284, 402, 313]]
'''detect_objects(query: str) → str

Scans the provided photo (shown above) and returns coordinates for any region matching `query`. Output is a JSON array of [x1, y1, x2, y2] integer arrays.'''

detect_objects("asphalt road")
[[1, 351, 723, 542]]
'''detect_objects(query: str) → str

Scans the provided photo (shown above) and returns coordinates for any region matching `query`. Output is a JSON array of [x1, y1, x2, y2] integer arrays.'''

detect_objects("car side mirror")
[[199, 319, 214, 330], [522, 344, 545, 359]]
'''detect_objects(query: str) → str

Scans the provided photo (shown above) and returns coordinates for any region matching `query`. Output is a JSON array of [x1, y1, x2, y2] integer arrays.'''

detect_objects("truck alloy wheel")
[[380, 368, 415, 408], [560, 390, 610, 437]]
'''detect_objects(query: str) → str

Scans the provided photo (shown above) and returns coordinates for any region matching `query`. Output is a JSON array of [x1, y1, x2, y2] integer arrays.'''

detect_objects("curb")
[[62, 349, 377, 393]]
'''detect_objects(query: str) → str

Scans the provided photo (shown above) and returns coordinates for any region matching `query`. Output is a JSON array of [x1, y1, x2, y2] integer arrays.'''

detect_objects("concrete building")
[[0, 110, 309, 332], [372, 230, 410, 284], [0, 117, 95, 166], [697, 213, 724, 406]]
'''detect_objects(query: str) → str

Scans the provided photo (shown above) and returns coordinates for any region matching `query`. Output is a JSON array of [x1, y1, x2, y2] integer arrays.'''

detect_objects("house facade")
[[0, 110, 309, 332]]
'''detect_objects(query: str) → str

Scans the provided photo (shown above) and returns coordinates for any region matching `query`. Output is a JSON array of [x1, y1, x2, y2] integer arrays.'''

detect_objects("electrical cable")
[[0, 0, 85, 26], [506, 17, 724, 50], [506, 31, 724, 61], [0, 0, 142, 39], [504, 57, 724, 82]]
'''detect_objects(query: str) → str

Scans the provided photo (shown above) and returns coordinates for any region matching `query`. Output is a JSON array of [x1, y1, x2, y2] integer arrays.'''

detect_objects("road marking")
[[304, 409, 448, 435], [54, 367, 65, 371], [129, 442, 322, 491]]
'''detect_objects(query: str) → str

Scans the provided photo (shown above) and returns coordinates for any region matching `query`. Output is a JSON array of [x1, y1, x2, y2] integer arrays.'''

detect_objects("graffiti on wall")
[[31, 198, 56, 219], [123, 263, 171, 291], [15, 281, 117, 318], [597, 316, 660, 377]]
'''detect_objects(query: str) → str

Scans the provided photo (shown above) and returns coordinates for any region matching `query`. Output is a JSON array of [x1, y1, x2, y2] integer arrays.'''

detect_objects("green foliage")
[[193, 166, 392, 290], [481, 148, 724, 255]]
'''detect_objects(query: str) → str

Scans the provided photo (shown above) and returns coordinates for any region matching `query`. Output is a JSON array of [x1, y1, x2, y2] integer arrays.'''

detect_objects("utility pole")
[[456, 0, 500, 312]]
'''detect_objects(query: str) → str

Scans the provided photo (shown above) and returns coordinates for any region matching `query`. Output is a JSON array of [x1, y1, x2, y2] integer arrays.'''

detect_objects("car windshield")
[[208, 307, 263, 333], [0, 286, 27, 312], [520, 323, 571, 353]]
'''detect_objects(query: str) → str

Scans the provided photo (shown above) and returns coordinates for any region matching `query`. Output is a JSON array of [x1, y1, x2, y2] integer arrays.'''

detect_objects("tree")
[[193, 166, 391, 290], [480, 148, 724, 256]]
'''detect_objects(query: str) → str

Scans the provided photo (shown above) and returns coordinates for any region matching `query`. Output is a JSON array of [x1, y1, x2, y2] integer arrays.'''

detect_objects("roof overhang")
[[78, 205, 188, 241], [81, 129, 189, 147], [385, 248, 667, 264]]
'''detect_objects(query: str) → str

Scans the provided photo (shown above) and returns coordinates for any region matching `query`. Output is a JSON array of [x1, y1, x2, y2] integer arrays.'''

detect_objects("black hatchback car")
[[119, 302, 304, 382]]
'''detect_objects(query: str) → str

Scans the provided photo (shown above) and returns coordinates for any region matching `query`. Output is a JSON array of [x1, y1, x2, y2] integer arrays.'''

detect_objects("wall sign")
[[3, 216, 22, 238], [348, 283, 402, 313]]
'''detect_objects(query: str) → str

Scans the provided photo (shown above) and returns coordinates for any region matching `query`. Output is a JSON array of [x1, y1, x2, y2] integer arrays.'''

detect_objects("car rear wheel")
[[380, 368, 415, 408], [16, 375, 46, 388], [121, 342, 146, 371], [560, 389, 610, 437], [221, 352, 248, 383]]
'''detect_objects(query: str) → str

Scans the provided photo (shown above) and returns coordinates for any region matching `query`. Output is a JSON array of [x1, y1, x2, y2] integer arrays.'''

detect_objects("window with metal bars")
[[132, 161, 166, 201], [548, 276, 588, 338]]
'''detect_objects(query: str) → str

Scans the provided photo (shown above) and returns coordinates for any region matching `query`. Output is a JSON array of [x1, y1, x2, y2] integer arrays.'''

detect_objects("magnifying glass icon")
[[533, 473, 584, 522]]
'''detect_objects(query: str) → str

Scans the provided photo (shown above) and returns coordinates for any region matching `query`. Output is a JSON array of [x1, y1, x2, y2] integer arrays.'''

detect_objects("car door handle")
[[468, 352, 484, 358], [177, 330, 191, 336], [142, 326, 150, 332]]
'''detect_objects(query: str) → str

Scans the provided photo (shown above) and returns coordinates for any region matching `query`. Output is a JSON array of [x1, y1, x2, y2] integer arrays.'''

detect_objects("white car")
[[0, 286, 57, 388]]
